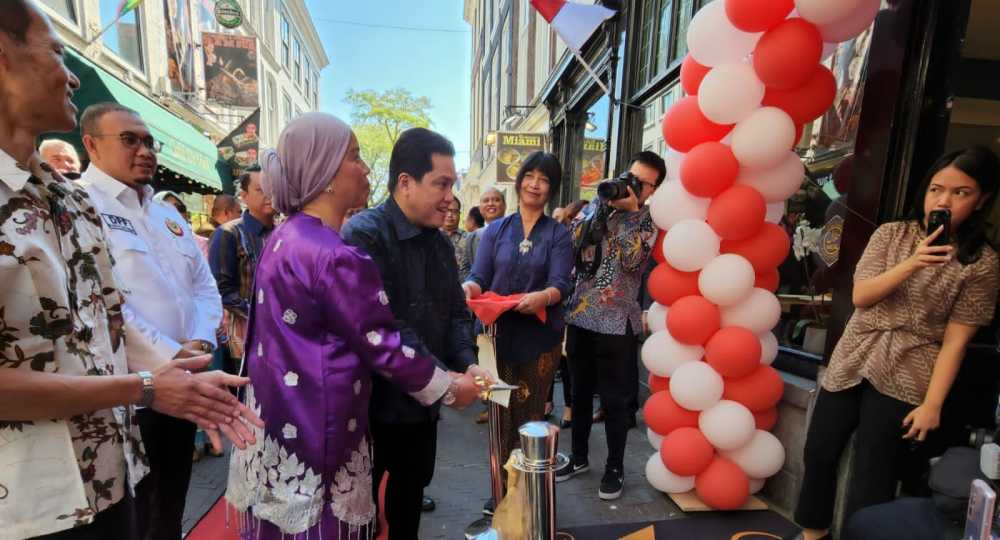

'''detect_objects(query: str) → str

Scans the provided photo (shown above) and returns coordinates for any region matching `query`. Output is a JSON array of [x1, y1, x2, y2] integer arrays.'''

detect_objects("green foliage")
[[345, 88, 433, 206]]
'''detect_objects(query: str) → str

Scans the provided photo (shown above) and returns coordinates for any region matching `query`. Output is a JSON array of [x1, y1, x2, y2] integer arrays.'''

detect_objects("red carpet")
[[186, 473, 390, 540]]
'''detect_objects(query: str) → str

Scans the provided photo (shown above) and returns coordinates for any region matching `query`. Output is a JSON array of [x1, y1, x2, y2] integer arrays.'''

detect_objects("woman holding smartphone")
[[795, 146, 1000, 540]]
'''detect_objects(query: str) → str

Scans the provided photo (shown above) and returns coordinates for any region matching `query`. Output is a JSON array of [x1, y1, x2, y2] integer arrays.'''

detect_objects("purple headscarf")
[[260, 112, 352, 215]]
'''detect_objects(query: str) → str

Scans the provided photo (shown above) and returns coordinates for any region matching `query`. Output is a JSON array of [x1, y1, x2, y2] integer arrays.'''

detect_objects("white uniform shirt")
[[78, 165, 222, 361]]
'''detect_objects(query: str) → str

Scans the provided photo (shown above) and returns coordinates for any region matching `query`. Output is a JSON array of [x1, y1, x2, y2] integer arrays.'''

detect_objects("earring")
[[324, 187, 333, 193]]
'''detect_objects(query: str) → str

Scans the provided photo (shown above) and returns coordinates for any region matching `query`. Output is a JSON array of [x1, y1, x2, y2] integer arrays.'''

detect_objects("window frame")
[[280, 14, 290, 67], [98, 0, 147, 75]]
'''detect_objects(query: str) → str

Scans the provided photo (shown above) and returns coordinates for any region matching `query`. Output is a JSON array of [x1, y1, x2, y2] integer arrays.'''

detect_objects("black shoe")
[[555, 456, 589, 483], [421, 495, 435, 512], [482, 497, 495, 516], [560, 418, 572, 429], [599, 468, 623, 500]]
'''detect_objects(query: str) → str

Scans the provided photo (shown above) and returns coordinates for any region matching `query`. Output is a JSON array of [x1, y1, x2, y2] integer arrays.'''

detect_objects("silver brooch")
[[519, 238, 533, 255]]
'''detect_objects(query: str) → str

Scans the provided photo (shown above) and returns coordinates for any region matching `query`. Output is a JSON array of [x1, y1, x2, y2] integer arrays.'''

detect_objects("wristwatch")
[[136, 371, 155, 407], [442, 380, 458, 406]]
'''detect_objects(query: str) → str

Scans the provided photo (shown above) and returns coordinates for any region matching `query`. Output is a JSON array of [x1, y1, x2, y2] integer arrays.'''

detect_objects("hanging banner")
[[163, 0, 195, 95], [217, 108, 260, 178], [202, 31, 258, 107], [578, 137, 608, 201], [495, 132, 547, 184]]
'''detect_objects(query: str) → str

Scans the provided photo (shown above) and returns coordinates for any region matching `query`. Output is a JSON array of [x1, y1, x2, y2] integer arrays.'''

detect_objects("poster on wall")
[[163, 0, 195, 95], [813, 27, 873, 151], [495, 132, 547, 183], [202, 32, 258, 107], [578, 137, 608, 201], [217, 108, 260, 178]]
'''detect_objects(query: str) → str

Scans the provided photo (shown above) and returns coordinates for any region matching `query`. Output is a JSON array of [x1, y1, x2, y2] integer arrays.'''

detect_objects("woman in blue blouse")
[[463, 151, 574, 496]]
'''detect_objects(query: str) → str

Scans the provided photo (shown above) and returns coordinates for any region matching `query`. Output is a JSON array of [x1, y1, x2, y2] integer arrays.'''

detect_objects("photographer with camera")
[[555, 152, 665, 500], [796, 146, 1000, 540]]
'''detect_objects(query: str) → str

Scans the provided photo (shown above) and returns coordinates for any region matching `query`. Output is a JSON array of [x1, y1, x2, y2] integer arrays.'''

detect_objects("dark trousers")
[[567, 324, 635, 471], [371, 419, 438, 540], [546, 354, 573, 409], [843, 497, 956, 540], [135, 409, 197, 540], [31, 497, 136, 539], [795, 380, 914, 529]]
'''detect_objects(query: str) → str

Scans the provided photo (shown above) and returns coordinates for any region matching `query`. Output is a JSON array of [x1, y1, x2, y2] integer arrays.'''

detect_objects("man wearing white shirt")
[[77, 102, 223, 540]]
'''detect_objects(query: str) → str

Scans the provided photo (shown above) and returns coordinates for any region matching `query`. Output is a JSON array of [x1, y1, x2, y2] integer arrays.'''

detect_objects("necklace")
[[519, 238, 533, 254]]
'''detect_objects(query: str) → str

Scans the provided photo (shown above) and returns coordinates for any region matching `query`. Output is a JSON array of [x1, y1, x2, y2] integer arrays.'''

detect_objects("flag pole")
[[570, 48, 612, 97], [86, 0, 144, 46]]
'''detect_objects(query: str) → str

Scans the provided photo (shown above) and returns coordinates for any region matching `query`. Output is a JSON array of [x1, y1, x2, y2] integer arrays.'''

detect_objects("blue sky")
[[304, 1, 473, 169]]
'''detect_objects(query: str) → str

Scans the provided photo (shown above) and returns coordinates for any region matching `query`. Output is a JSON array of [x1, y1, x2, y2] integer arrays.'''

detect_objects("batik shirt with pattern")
[[823, 221, 1000, 405], [565, 201, 657, 336], [0, 152, 147, 539]]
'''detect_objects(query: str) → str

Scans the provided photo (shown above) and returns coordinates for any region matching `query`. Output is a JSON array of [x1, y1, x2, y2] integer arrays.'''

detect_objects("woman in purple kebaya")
[[226, 113, 482, 539]]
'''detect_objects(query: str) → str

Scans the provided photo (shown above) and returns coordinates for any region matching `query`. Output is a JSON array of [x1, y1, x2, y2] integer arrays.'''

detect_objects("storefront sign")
[[202, 32, 258, 107], [217, 108, 260, 178], [578, 137, 607, 200], [214, 0, 244, 28], [496, 132, 547, 183]]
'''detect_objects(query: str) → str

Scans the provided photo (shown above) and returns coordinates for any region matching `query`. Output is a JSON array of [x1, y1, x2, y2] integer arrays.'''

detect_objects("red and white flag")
[[531, 0, 616, 52]]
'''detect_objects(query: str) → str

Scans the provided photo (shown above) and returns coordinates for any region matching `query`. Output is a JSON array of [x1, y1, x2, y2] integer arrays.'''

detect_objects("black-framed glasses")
[[92, 131, 163, 153]]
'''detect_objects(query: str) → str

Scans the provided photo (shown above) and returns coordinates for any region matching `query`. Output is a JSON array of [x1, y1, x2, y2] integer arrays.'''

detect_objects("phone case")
[[967, 478, 996, 540]]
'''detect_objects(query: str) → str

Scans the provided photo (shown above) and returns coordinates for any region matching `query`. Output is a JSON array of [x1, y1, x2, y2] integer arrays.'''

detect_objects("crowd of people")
[[4, 3, 1000, 540]]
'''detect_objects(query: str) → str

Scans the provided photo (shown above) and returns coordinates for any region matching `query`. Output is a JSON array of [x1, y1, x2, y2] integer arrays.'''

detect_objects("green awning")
[[61, 49, 224, 192]]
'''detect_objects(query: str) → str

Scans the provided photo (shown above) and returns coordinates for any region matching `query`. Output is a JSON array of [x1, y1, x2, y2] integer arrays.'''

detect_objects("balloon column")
[[642, 0, 878, 510]]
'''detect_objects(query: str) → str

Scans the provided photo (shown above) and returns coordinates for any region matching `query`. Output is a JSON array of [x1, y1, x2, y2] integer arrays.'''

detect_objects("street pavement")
[[181, 381, 687, 538]]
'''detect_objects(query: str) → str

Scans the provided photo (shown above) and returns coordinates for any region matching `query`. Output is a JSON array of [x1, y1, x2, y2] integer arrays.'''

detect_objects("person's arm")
[[462, 221, 498, 299], [902, 322, 978, 441], [188, 234, 223, 347], [318, 246, 480, 408], [208, 226, 248, 317], [853, 224, 951, 309], [123, 304, 184, 361], [613, 208, 656, 273], [447, 271, 479, 373]]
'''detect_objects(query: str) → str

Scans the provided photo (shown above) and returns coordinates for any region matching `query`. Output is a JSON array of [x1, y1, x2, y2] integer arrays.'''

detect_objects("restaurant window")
[[655, 0, 674, 74], [578, 94, 611, 201], [280, 15, 290, 67], [40, 0, 76, 23], [636, 0, 656, 85], [99, 0, 144, 72], [672, 0, 694, 60], [635, 0, 698, 87], [773, 26, 875, 360]]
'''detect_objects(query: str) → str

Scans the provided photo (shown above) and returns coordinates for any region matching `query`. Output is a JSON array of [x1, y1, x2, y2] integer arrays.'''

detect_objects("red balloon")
[[649, 373, 670, 394], [660, 427, 716, 476], [721, 223, 791, 273], [696, 457, 750, 510], [754, 407, 779, 431], [648, 262, 700, 307], [662, 96, 734, 153], [681, 55, 711, 96], [724, 0, 794, 33], [707, 185, 766, 241], [653, 229, 666, 264], [667, 295, 721, 346], [643, 390, 699, 436], [753, 19, 823, 90], [723, 365, 784, 412], [681, 142, 740, 198], [754, 268, 780, 292], [762, 65, 837, 124], [705, 327, 762, 379]]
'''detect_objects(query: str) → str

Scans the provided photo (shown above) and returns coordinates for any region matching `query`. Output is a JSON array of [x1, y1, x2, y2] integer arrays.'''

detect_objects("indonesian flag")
[[531, 0, 617, 52]]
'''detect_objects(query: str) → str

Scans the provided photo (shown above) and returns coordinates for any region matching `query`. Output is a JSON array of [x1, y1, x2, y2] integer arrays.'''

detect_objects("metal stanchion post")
[[513, 422, 567, 540], [466, 323, 504, 540]]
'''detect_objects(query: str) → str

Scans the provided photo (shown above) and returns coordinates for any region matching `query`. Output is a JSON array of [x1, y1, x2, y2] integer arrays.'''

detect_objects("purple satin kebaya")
[[227, 213, 450, 539]]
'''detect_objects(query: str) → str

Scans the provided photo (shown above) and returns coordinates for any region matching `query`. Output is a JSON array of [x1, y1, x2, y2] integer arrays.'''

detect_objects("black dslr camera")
[[597, 171, 643, 201]]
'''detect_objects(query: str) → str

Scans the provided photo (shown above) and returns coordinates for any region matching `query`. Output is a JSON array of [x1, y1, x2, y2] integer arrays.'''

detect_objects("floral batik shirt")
[[0, 152, 148, 539], [565, 201, 657, 336]]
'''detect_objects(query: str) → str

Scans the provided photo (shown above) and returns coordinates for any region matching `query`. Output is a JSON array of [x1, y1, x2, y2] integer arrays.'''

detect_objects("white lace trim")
[[329, 436, 375, 527]]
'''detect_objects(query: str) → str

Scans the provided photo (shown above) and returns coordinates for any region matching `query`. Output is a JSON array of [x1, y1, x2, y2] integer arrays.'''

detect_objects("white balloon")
[[731, 108, 796, 170], [648, 302, 669, 333], [699, 400, 756, 451], [818, 0, 880, 42], [794, 0, 863, 26], [765, 202, 785, 223], [698, 254, 755, 306], [663, 219, 721, 272], [698, 63, 765, 125], [749, 477, 766, 494], [722, 288, 782, 334], [641, 330, 704, 377], [646, 453, 696, 494], [722, 430, 786, 479], [670, 361, 724, 412], [736, 152, 806, 203], [665, 150, 685, 184], [648, 427, 664, 451], [687, 0, 762, 67], [649, 181, 710, 232], [760, 332, 779, 365]]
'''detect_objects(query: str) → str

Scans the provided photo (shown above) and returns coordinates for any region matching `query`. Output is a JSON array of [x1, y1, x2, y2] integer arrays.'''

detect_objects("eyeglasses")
[[91, 131, 163, 153]]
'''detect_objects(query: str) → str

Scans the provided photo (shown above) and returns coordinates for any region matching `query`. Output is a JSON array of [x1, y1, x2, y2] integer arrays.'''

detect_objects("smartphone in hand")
[[927, 209, 951, 247]]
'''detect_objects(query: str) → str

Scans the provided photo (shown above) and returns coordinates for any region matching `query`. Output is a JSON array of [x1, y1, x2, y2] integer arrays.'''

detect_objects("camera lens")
[[597, 179, 626, 200]]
